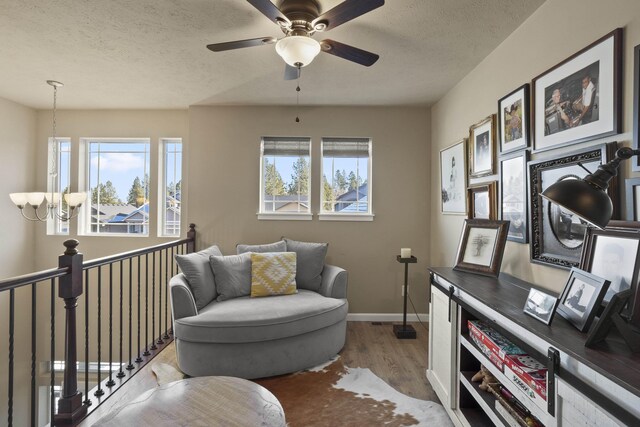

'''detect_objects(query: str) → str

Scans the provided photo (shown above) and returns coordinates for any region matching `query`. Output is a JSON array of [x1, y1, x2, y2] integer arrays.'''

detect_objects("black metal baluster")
[[50, 279, 55, 424], [136, 256, 143, 363], [30, 283, 36, 427], [164, 248, 169, 339], [169, 245, 175, 336], [127, 258, 135, 371], [143, 253, 150, 357], [117, 260, 125, 378], [8, 288, 14, 427], [106, 264, 115, 387], [95, 267, 104, 397], [84, 270, 91, 405], [157, 250, 164, 345], [150, 252, 157, 351]]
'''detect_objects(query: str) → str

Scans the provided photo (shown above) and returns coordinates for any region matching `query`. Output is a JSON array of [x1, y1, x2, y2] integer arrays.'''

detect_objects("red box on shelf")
[[467, 320, 526, 370], [504, 354, 547, 410]]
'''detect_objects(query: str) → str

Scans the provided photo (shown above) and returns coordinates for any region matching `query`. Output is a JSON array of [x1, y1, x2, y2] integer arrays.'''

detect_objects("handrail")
[[83, 237, 192, 269], [0, 266, 69, 293]]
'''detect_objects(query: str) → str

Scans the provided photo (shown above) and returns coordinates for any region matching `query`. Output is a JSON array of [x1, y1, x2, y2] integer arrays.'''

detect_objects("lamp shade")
[[275, 36, 321, 67], [26, 192, 46, 207], [541, 179, 612, 229], [64, 192, 87, 208], [45, 192, 61, 204], [9, 193, 28, 207]]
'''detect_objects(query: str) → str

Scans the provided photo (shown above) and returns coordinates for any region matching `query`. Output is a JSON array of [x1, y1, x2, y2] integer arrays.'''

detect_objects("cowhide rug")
[[152, 358, 452, 426]]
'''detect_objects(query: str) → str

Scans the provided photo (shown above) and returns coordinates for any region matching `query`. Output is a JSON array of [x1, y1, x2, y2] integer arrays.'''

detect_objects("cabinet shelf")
[[460, 334, 551, 426], [460, 371, 510, 427]]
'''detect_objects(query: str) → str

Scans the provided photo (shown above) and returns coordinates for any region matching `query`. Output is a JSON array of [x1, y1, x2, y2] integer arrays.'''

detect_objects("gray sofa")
[[169, 263, 348, 379]]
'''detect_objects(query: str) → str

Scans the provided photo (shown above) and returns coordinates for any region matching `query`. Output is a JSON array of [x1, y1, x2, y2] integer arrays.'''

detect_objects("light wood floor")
[[80, 321, 437, 425]]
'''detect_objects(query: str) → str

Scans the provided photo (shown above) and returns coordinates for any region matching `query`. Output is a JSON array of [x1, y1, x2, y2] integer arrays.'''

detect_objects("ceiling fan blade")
[[320, 39, 379, 66], [246, 0, 291, 27], [312, 0, 384, 31], [284, 64, 300, 80], [207, 37, 277, 52]]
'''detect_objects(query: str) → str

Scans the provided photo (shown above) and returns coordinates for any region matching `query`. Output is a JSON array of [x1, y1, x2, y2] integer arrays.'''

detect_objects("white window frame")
[[46, 137, 71, 235], [157, 138, 183, 237], [319, 137, 374, 221], [79, 138, 151, 237], [258, 136, 312, 221]]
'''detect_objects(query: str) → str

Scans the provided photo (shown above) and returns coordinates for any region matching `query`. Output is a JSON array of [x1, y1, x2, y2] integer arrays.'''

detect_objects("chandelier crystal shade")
[[10, 80, 86, 222]]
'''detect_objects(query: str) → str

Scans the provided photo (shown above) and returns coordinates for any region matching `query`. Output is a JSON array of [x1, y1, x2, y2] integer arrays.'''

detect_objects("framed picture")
[[532, 28, 622, 153], [453, 219, 509, 277], [440, 139, 467, 214], [499, 150, 530, 243], [523, 287, 559, 325], [557, 267, 610, 332], [633, 44, 640, 172], [585, 290, 639, 352], [528, 142, 618, 269], [625, 178, 640, 221], [469, 115, 496, 178], [467, 183, 497, 220], [498, 84, 530, 154], [580, 222, 640, 324]]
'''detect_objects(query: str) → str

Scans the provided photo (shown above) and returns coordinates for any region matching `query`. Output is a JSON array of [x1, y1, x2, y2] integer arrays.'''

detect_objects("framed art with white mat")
[[440, 139, 467, 214], [557, 267, 610, 333], [453, 219, 509, 277]]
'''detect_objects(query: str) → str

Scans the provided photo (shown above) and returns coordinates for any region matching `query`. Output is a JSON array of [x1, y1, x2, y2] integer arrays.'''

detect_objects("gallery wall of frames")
[[439, 27, 640, 335]]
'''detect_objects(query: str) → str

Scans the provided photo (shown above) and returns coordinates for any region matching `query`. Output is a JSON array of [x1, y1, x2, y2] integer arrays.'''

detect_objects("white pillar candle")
[[401, 248, 411, 258]]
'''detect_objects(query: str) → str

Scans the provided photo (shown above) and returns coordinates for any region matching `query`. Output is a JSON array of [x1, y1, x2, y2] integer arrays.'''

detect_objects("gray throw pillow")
[[237, 240, 287, 254], [210, 253, 252, 301], [175, 245, 223, 310], [284, 238, 328, 292]]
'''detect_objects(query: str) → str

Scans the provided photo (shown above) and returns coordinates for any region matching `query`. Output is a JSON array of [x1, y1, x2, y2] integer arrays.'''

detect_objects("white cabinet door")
[[428, 284, 458, 409]]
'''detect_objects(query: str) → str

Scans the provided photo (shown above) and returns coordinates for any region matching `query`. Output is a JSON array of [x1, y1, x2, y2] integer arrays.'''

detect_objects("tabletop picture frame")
[[498, 84, 530, 154], [532, 28, 622, 153], [499, 150, 529, 243], [469, 115, 497, 179], [523, 287, 560, 325], [467, 183, 497, 220], [557, 267, 610, 333], [528, 142, 618, 269], [453, 219, 509, 277], [440, 139, 468, 215]]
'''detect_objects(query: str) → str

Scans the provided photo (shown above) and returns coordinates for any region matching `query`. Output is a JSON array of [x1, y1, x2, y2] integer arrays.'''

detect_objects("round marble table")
[[93, 376, 286, 426]]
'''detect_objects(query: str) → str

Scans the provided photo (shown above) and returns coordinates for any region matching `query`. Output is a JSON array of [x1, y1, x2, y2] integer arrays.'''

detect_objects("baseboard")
[[347, 313, 429, 322]]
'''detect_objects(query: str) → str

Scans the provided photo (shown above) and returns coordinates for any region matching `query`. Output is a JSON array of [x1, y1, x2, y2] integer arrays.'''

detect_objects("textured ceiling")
[[0, 0, 544, 109]]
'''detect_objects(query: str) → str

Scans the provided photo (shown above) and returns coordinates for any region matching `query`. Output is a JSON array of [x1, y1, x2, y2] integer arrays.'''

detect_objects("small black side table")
[[395, 255, 417, 339]]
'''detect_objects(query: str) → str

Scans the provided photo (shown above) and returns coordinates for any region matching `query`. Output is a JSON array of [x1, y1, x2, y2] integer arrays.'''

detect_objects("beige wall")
[[33, 109, 189, 269], [0, 97, 37, 277], [188, 106, 431, 313], [430, 0, 640, 293]]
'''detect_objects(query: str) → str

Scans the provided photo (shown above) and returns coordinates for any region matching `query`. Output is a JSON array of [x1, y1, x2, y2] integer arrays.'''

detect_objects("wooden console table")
[[93, 376, 286, 426], [427, 267, 640, 427]]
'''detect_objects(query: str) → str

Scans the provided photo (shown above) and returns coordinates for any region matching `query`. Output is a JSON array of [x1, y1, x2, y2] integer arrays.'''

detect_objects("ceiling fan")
[[207, 0, 384, 76]]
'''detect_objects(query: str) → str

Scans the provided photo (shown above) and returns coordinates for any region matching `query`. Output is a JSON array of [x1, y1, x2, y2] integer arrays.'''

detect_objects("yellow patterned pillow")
[[251, 252, 297, 297]]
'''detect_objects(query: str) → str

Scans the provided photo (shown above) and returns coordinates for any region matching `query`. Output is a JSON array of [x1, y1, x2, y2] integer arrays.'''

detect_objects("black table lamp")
[[541, 147, 640, 229]]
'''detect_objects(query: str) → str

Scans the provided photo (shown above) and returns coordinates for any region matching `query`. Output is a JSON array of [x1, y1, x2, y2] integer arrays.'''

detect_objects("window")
[[259, 137, 311, 220], [81, 139, 150, 235], [159, 139, 182, 237], [320, 138, 373, 220], [47, 138, 71, 235]]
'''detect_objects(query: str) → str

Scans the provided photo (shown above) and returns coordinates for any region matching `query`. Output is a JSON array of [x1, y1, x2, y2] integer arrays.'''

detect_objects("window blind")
[[322, 138, 370, 158], [262, 137, 311, 156]]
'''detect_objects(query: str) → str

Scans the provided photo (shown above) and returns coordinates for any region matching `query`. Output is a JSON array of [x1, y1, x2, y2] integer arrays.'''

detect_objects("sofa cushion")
[[210, 253, 252, 301], [251, 252, 297, 297], [173, 290, 347, 344], [284, 238, 328, 292], [175, 245, 222, 310], [237, 240, 286, 254]]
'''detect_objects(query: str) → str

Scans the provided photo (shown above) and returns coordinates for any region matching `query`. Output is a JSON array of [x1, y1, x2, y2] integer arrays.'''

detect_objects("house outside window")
[[158, 138, 182, 237], [259, 137, 312, 220], [80, 138, 150, 236], [320, 137, 373, 221], [47, 138, 71, 235]]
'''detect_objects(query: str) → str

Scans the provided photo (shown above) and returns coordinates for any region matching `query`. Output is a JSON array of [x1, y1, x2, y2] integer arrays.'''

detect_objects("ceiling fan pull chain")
[[295, 64, 301, 123]]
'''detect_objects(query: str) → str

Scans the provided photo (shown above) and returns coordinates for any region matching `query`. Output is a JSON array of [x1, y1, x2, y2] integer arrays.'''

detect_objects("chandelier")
[[9, 80, 86, 222]]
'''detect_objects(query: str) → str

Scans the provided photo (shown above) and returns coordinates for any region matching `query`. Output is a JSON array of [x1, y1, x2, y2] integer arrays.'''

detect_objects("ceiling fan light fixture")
[[275, 36, 321, 67]]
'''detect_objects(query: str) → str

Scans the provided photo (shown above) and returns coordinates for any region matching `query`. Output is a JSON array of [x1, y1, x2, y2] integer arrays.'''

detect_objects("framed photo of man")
[[453, 219, 509, 277], [469, 115, 496, 179], [532, 28, 622, 153], [499, 150, 529, 243], [498, 84, 530, 154], [580, 222, 640, 325], [557, 268, 610, 332], [440, 139, 467, 215]]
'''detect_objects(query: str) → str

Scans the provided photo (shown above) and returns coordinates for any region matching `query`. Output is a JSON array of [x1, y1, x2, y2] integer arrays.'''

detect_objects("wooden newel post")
[[187, 223, 196, 254], [54, 239, 87, 425]]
